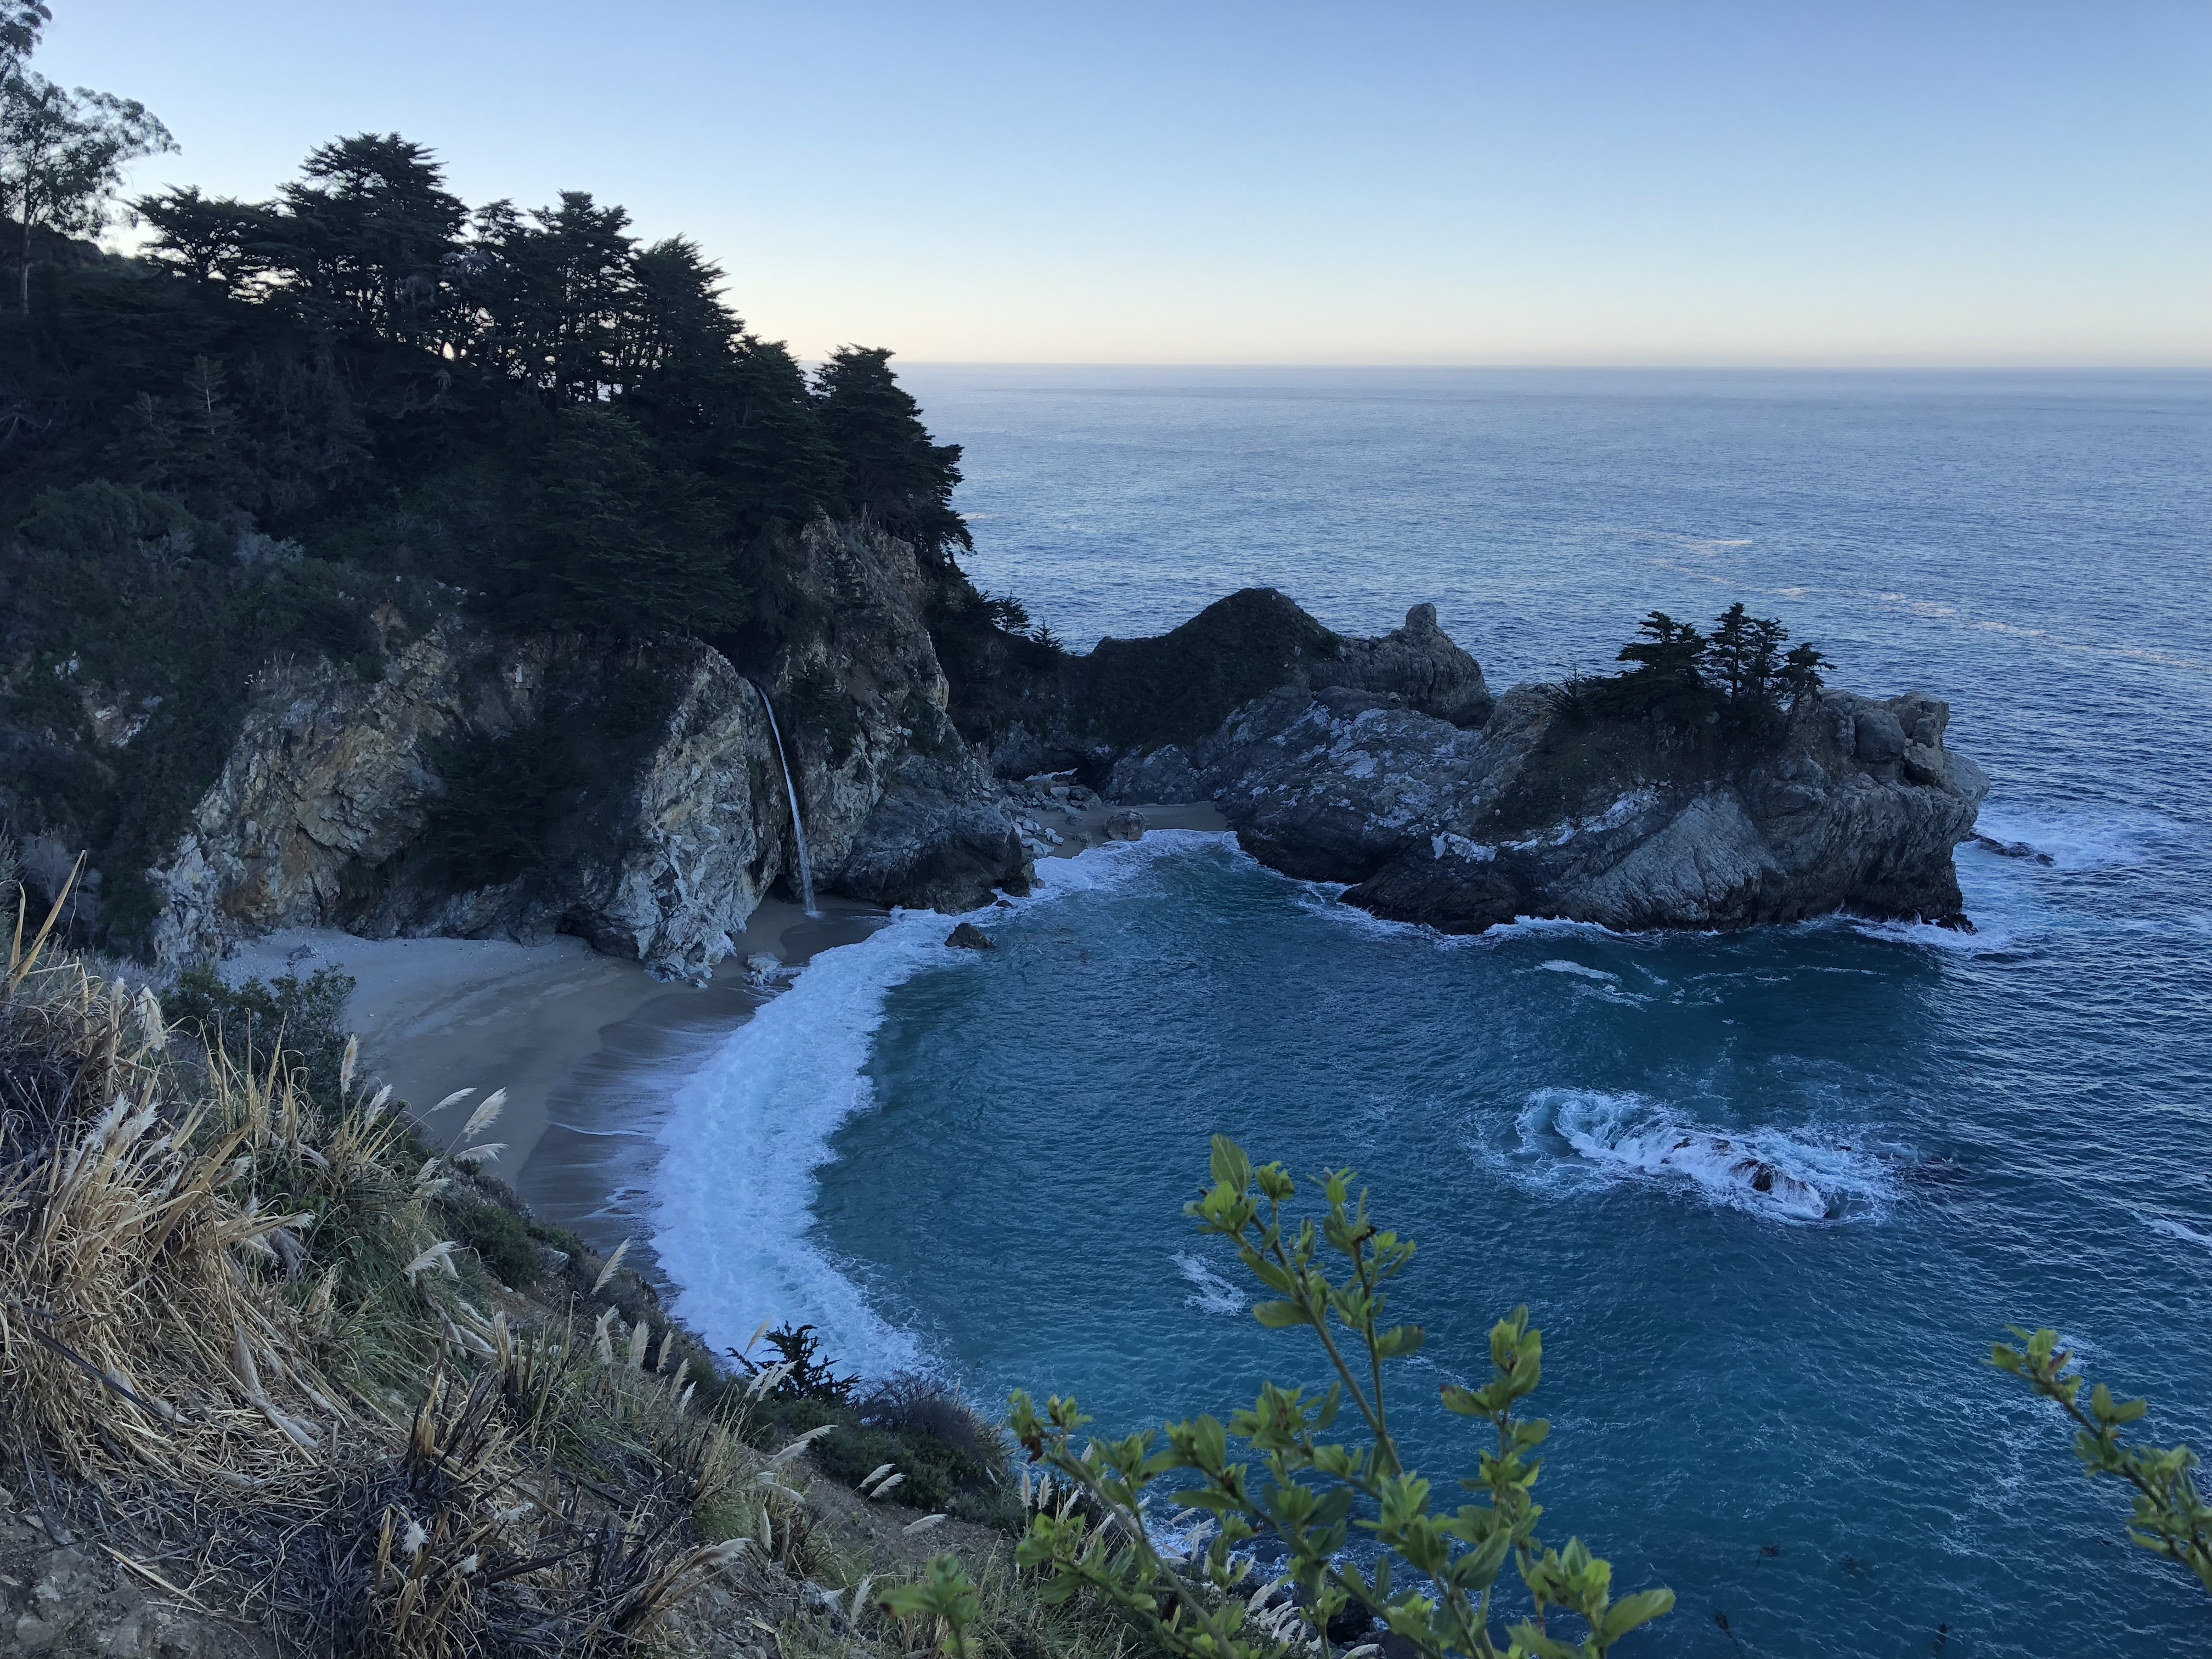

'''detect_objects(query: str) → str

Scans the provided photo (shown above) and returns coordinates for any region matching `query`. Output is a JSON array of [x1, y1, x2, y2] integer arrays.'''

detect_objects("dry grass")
[[0, 865, 768, 1655], [0, 851, 1184, 1659]]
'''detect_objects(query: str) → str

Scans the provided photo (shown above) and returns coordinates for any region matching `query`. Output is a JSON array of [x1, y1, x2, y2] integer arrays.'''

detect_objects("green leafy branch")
[[1993, 1326, 2211, 1593], [929, 1136, 1672, 1659]]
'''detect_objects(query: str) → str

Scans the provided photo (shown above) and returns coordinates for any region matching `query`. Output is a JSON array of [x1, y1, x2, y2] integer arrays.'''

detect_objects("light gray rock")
[[1107, 744, 1206, 802], [1104, 809, 1149, 842], [139, 518, 1033, 979], [1193, 682, 1988, 933]]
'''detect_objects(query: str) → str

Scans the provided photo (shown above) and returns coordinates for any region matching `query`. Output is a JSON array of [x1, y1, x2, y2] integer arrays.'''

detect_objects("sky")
[[38, 1, 2212, 366]]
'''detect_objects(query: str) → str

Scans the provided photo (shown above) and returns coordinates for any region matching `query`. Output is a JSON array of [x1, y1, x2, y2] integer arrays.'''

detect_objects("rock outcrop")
[[142, 518, 1034, 980], [970, 589, 1491, 780], [1067, 596, 1987, 933], [1183, 678, 1987, 933]]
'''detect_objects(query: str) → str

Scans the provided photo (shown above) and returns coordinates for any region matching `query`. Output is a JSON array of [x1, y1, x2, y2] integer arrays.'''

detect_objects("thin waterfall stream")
[[751, 681, 819, 917]]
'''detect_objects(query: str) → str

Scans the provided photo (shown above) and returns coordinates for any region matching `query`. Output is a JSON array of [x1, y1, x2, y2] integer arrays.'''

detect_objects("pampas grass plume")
[[592, 1237, 630, 1293], [460, 1088, 506, 1141]]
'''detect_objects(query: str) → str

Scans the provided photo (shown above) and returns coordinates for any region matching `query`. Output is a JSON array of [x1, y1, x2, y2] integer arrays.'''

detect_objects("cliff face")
[[140, 518, 1033, 980], [35, 555, 1985, 970], [146, 625, 793, 979]]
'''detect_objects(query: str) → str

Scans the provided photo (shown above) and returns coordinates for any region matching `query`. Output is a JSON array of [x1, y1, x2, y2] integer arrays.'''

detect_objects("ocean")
[[649, 368, 2212, 1656]]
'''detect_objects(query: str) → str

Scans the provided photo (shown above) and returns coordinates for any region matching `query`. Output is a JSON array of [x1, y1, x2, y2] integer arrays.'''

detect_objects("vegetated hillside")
[[0, 135, 1054, 955], [0, 849, 1172, 1658]]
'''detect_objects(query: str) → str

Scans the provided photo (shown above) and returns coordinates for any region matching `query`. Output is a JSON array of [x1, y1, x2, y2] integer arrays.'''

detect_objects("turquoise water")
[[655, 370, 2212, 1655]]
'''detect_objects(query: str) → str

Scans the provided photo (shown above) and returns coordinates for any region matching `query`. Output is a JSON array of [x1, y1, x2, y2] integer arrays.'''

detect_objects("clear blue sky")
[[43, 1, 2212, 365]]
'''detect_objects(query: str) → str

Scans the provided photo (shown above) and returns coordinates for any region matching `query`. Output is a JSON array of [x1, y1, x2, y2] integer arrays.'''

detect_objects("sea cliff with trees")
[[0, 10, 2204, 1656]]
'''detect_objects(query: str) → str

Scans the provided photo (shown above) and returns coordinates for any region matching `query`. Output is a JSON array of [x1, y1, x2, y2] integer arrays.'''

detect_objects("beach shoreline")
[[218, 804, 1227, 1260]]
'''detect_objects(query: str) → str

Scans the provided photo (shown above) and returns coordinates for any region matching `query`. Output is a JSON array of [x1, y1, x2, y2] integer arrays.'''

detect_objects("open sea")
[[650, 368, 2212, 1656]]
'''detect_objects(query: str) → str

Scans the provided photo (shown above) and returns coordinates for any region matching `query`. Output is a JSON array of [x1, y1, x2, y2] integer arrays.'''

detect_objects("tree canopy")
[[5, 100, 969, 644]]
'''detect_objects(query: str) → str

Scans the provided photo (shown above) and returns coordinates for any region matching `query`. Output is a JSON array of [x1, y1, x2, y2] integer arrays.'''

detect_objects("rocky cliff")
[[11, 547, 1986, 973], [140, 518, 1032, 980], [1093, 601, 1989, 933]]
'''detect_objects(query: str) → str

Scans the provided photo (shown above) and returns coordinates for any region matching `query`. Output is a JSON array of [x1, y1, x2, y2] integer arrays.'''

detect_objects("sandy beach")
[[219, 896, 891, 1181], [218, 803, 1226, 1256]]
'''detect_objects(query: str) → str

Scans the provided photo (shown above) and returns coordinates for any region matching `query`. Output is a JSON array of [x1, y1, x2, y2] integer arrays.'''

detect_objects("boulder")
[[1107, 743, 1206, 802], [1104, 810, 1149, 842], [1852, 707, 1909, 764], [944, 922, 996, 950]]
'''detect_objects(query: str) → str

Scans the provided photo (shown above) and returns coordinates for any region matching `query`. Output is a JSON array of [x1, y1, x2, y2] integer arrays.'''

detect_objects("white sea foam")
[[1971, 805, 2168, 873], [1537, 959, 1618, 982], [1511, 1089, 1895, 1224], [1175, 1251, 1248, 1314], [649, 830, 1234, 1375], [2138, 1212, 2212, 1254]]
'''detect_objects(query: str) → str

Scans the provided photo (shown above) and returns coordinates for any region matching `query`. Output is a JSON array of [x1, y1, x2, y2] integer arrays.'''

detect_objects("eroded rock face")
[[771, 520, 1032, 915], [1190, 680, 1986, 932], [146, 626, 797, 980], [144, 518, 1035, 979]]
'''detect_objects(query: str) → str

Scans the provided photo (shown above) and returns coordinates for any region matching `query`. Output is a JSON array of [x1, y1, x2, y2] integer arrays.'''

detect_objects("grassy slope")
[[0, 853, 1169, 1659]]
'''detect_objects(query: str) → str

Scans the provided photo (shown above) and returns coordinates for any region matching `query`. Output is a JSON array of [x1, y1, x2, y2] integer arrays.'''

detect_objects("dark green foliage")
[[415, 723, 581, 891], [5, 122, 962, 628], [1071, 586, 1344, 754], [485, 405, 746, 635], [15, 478, 211, 556], [1780, 640, 1829, 702], [167, 966, 357, 1103], [1553, 604, 1827, 733], [453, 1197, 541, 1288], [744, 1323, 859, 1404], [812, 346, 968, 563], [780, 662, 862, 764], [927, 579, 1066, 745]]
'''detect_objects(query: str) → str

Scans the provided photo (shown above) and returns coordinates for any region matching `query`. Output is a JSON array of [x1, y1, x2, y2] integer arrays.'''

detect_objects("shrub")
[[860, 1370, 1009, 1471], [1994, 1327, 2210, 1593], [900, 1137, 1675, 1659], [454, 1197, 540, 1288], [168, 965, 356, 1101]]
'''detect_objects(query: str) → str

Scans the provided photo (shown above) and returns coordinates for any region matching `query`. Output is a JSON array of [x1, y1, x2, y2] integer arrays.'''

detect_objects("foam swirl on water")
[[1513, 1088, 1897, 1224]]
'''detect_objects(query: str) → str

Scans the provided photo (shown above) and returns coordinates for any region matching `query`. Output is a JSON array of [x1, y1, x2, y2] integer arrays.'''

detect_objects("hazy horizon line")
[[889, 359, 2212, 373]]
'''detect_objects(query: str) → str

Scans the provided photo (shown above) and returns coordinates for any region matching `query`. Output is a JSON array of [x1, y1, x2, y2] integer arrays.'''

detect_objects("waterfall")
[[751, 681, 819, 917]]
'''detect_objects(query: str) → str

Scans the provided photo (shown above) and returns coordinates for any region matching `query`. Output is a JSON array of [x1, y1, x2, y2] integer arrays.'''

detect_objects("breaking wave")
[[1511, 1089, 1898, 1224], [648, 831, 1233, 1376]]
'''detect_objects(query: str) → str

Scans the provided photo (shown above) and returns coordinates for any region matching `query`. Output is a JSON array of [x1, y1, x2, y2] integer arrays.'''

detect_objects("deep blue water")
[[654, 369, 2212, 1657]]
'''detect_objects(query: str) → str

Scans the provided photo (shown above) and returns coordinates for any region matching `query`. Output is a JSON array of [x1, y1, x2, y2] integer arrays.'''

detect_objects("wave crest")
[[1513, 1089, 1895, 1224]]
